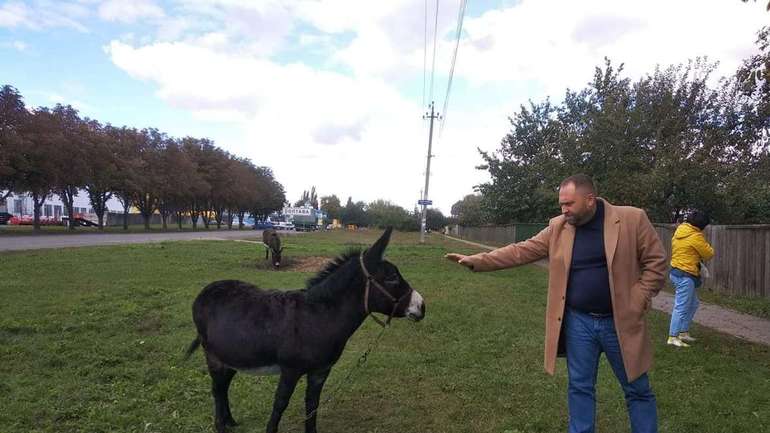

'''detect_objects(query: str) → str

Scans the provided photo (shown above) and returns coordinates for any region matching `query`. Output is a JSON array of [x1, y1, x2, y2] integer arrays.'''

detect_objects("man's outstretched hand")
[[445, 253, 474, 270]]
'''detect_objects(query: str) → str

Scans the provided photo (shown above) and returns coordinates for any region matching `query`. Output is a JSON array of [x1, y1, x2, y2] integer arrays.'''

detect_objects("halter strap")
[[359, 252, 411, 327]]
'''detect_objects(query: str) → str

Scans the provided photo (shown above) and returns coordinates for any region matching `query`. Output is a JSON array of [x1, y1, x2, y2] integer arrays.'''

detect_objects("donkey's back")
[[262, 228, 280, 247]]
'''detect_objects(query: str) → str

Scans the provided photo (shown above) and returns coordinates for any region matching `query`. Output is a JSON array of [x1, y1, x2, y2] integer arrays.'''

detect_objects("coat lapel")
[[602, 198, 620, 269], [561, 221, 575, 277]]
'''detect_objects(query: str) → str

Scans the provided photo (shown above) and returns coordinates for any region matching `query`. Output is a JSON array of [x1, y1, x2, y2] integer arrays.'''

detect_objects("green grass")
[[1, 231, 769, 433]]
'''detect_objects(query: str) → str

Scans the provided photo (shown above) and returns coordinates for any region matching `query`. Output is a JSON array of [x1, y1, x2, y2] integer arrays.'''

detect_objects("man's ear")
[[365, 227, 393, 262]]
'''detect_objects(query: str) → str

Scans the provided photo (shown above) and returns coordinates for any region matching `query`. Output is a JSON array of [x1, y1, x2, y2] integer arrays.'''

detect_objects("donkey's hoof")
[[226, 417, 238, 427]]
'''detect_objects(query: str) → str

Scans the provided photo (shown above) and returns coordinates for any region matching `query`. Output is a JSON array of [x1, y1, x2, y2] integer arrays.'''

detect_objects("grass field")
[[1, 231, 769, 433]]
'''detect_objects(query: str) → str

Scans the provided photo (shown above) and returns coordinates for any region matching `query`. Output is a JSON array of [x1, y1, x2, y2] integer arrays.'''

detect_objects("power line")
[[428, 0, 440, 104], [422, 0, 428, 109], [439, 0, 467, 138]]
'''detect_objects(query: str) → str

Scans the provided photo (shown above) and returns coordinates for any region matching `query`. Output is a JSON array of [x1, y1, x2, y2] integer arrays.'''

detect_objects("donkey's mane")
[[304, 247, 363, 303]]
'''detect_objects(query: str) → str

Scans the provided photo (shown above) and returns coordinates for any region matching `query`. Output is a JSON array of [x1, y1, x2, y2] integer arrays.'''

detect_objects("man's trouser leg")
[[565, 309, 601, 433], [601, 313, 658, 433]]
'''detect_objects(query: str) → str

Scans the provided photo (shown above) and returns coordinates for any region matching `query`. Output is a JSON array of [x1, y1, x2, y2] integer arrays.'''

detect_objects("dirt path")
[[443, 234, 770, 346]]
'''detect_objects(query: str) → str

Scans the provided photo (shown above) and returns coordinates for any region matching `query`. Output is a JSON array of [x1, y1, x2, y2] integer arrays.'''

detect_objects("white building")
[[0, 190, 122, 222]]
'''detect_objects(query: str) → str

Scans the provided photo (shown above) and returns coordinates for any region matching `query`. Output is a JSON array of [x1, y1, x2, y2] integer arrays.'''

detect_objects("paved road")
[[443, 234, 770, 346], [0, 230, 276, 252]]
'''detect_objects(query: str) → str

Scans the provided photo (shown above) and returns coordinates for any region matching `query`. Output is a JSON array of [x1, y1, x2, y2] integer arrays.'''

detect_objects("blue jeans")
[[565, 309, 658, 433], [668, 270, 700, 337]]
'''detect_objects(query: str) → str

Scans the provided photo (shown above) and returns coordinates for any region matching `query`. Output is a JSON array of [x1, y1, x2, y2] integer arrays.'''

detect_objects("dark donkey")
[[262, 228, 283, 268], [185, 228, 425, 433]]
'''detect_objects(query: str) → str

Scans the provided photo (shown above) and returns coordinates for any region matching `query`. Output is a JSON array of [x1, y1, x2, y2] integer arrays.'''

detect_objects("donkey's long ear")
[[366, 227, 393, 262]]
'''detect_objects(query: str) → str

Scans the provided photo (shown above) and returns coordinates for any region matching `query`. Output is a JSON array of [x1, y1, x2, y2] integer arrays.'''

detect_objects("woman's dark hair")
[[687, 210, 710, 230]]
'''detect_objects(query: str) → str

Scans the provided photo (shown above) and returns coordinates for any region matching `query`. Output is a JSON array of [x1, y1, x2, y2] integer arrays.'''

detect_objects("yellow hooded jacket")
[[670, 222, 715, 277]]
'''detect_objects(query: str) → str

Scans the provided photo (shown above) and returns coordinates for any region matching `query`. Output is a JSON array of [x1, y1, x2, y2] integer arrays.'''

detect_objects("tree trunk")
[[238, 211, 246, 230], [31, 191, 46, 231], [226, 210, 234, 230], [116, 194, 132, 230], [87, 188, 112, 231], [58, 187, 77, 230], [176, 211, 184, 230]]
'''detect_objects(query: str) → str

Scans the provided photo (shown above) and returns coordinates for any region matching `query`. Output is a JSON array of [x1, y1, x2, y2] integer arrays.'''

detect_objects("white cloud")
[[0, 0, 89, 32], [105, 39, 434, 210], [458, 0, 768, 97], [1, 39, 28, 51], [102, 0, 769, 214], [98, 0, 165, 23]]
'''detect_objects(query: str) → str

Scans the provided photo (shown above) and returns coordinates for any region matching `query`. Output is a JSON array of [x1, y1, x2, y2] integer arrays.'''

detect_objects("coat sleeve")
[[692, 232, 715, 261], [635, 210, 667, 302], [464, 225, 551, 272]]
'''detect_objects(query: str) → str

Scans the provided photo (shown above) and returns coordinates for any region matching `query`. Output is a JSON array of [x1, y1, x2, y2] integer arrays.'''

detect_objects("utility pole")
[[420, 101, 440, 244]]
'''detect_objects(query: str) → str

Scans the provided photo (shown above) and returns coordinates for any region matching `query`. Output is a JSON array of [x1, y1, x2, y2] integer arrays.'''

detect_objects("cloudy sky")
[[1, 0, 767, 214]]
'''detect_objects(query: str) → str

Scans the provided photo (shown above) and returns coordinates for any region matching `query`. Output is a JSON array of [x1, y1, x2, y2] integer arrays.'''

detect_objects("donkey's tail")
[[184, 336, 201, 361]]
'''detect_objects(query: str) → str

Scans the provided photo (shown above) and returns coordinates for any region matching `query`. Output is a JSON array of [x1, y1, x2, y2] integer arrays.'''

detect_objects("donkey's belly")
[[234, 364, 281, 376]]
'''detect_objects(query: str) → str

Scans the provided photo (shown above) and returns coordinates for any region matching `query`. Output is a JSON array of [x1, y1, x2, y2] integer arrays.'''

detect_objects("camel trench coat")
[[464, 199, 667, 381]]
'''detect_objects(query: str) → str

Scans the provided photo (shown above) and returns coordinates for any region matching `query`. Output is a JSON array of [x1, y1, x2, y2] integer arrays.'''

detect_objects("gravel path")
[[443, 235, 770, 346]]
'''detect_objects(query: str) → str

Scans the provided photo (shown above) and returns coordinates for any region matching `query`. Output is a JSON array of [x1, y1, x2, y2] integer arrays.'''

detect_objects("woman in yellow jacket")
[[668, 211, 715, 347]]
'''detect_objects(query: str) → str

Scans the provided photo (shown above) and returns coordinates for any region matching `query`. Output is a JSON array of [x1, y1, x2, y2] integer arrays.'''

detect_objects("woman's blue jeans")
[[565, 308, 658, 433], [668, 270, 700, 337]]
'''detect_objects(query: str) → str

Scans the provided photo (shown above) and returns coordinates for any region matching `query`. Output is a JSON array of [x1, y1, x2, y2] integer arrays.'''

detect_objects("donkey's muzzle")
[[406, 290, 425, 322]]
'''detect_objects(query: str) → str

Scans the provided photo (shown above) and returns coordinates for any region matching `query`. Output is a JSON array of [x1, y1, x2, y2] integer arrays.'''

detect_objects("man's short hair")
[[560, 174, 597, 195]]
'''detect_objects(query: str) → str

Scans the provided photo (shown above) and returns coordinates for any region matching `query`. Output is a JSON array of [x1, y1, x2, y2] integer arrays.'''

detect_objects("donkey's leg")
[[265, 247, 269, 261], [206, 353, 237, 433], [304, 367, 332, 433], [221, 369, 238, 427], [266, 368, 301, 433]]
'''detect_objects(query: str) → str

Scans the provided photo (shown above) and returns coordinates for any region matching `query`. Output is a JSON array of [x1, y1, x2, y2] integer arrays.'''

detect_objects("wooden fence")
[[653, 224, 770, 299], [450, 223, 770, 299]]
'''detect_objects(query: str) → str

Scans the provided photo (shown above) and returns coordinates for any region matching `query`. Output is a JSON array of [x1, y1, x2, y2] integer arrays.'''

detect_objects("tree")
[[320, 195, 342, 221], [366, 199, 413, 230], [426, 208, 448, 231], [0, 85, 28, 202], [110, 126, 143, 230], [83, 120, 118, 229], [477, 58, 769, 223], [18, 108, 59, 230], [450, 194, 488, 226], [341, 197, 368, 226], [50, 105, 90, 229], [157, 140, 197, 230], [250, 166, 285, 222], [132, 128, 165, 230], [295, 186, 318, 208]]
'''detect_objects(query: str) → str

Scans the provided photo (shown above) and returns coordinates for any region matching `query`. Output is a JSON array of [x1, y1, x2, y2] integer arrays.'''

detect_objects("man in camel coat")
[[446, 174, 667, 433]]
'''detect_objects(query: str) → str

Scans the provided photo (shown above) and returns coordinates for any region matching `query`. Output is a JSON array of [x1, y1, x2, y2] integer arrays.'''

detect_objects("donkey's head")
[[361, 227, 425, 322], [271, 246, 284, 269]]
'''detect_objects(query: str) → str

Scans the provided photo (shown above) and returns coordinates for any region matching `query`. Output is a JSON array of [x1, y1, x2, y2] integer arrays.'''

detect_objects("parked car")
[[253, 220, 274, 230], [273, 222, 295, 231], [0, 212, 12, 225]]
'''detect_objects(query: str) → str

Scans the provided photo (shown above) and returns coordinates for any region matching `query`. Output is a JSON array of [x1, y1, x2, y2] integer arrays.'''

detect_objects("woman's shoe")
[[667, 336, 690, 347], [678, 332, 697, 342]]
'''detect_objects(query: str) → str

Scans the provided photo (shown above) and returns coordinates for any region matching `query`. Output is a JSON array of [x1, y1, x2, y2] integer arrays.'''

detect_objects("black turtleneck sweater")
[[566, 200, 612, 315]]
